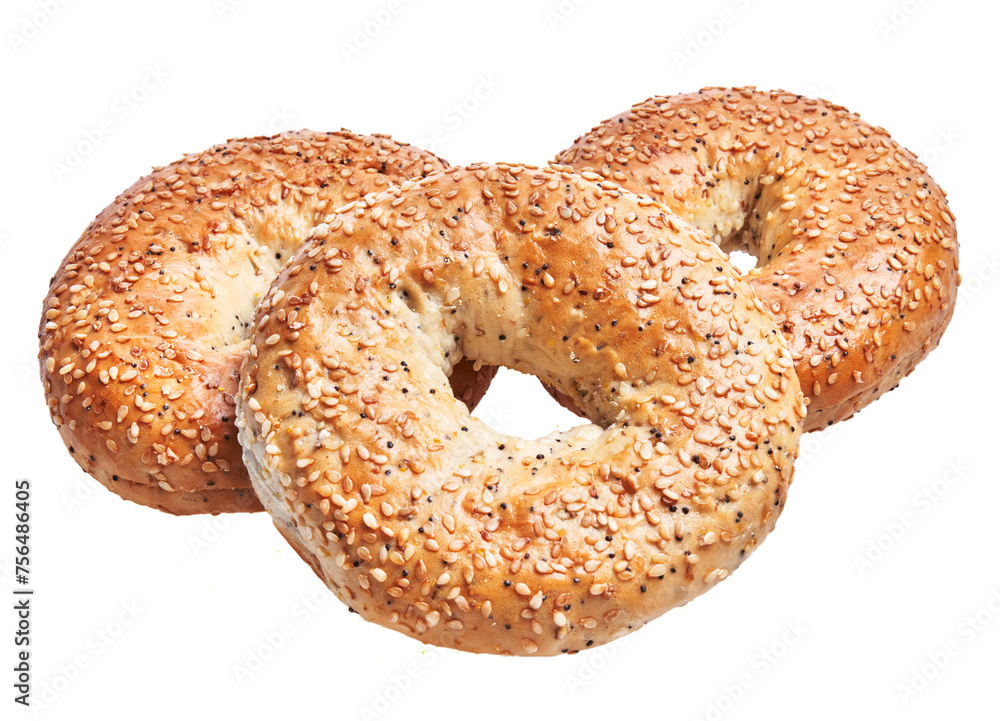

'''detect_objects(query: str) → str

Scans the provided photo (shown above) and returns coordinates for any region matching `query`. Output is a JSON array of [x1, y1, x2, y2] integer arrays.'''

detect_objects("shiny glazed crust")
[[39, 130, 495, 515], [555, 88, 959, 431], [237, 163, 806, 655]]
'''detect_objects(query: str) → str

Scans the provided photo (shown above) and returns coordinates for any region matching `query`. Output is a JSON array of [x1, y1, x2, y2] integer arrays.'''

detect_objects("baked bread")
[[237, 163, 806, 654], [38, 131, 495, 515], [555, 88, 959, 430]]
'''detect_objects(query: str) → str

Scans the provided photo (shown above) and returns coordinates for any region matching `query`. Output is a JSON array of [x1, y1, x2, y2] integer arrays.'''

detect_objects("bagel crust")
[[237, 163, 806, 655], [555, 88, 959, 431], [38, 130, 495, 515]]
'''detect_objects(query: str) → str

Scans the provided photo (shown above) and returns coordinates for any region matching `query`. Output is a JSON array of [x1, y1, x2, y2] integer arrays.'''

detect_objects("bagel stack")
[[37, 89, 959, 655]]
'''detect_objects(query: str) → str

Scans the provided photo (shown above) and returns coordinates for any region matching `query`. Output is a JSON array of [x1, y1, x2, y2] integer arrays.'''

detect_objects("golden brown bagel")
[[38, 130, 495, 516], [555, 88, 959, 431], [237, 163, 806, 655]]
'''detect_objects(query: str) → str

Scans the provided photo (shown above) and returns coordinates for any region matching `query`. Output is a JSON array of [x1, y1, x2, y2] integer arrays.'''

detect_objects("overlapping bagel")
[[39, 88, 959, 655], [38, 131, 495, 515], [236, 163, 806, 655], [554, 88, 959, 430]]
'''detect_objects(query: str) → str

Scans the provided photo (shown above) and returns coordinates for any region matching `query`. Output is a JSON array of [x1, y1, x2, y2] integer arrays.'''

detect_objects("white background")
[[2, 0, 997, 719]]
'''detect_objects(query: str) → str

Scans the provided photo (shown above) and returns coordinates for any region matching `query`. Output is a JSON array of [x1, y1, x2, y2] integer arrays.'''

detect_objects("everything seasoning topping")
[[555, 87, 959, 431], [236, 161, 806, 655]]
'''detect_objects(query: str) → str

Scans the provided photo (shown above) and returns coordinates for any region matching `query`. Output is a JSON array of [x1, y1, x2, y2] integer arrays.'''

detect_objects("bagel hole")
[[472, 367, 586, 438], [727, 249, 758, 275], [201, 236, 297, 349]]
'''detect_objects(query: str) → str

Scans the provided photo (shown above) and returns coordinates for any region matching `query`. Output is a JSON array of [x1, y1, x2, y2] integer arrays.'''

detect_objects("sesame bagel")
[[555, 88, 959, 431], [38, 130, 495, 516], [236, 163, 806, 655]]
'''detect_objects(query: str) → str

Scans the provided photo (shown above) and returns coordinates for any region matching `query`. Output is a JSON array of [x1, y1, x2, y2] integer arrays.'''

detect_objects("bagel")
[[38, 130, 496, 516], [236, 162, 806, 655], [554, 88, 959, 431]]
